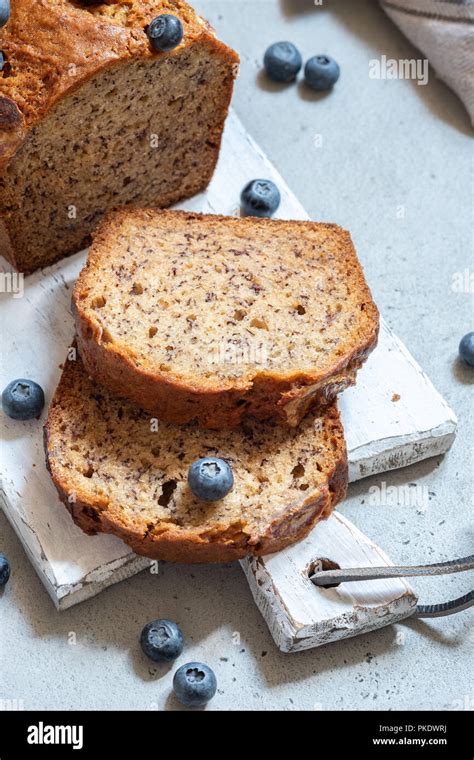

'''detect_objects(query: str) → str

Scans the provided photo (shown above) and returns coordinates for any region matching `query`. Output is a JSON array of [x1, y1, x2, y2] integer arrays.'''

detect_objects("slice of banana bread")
[[73, 208, 379, 429], [0, 0, 238, 273], [44, 352, 348, 563]]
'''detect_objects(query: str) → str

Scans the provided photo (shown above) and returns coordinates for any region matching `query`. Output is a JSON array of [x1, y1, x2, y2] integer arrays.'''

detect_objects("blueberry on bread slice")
[[44, 353, 347, 563], [188, 457, 234, 501], [146, 14, 184, 52], [0, 0, 238, 273], [0, 0, 9, 29], [73, 208, 379, 429]]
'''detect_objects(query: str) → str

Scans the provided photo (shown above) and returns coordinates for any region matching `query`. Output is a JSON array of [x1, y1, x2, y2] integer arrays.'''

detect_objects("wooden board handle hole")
[[307, 557, 341, 588]]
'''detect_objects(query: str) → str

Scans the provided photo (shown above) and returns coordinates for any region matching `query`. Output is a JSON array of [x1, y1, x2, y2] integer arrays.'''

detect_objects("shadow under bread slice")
[[72, 209, 379, 429], [44, 353, 348, 564]]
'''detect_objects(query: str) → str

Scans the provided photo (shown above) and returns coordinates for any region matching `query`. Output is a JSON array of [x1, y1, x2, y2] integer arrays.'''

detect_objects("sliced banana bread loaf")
[[73, 209, 379, 428], [44, 352, 348, 563], [0, 0, 238, 273]]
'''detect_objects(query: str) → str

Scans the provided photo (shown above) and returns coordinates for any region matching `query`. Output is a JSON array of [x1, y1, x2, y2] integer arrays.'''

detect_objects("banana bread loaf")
[[0, 0, 238, 273], [73, 208, 379, 429], [44, 351, 348, 563]]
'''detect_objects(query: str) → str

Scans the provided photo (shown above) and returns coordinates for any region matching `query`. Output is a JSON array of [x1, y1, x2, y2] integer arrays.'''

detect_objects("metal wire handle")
[[412, 590, 474, 618], [309, 555, 474, 618]]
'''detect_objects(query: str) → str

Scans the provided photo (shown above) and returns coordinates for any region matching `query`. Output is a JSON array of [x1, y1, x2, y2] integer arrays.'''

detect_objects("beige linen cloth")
[[380, 0, 474, 123]]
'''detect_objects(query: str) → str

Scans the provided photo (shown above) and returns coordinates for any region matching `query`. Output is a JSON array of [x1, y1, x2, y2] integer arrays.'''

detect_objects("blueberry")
[[0, 51, 4, 72], [0, 554, 10, 587], [304, 55, 340, 91], [140, 619, 184, 662], [264, 41, 302, 83], [188, 457, 234, 502], [0, 0, 10, 29], [2, 379, 45, 420], [241, 179, 280, 218], [147, 14, 183, 52], [459, 332, 474, 367], [173, 662, 217, 707]]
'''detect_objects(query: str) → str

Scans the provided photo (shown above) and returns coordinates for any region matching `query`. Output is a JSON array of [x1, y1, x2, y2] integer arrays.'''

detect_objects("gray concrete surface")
[[1, 0, 472, 711]]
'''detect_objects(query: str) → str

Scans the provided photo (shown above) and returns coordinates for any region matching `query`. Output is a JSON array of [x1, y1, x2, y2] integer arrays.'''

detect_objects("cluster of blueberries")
[[242, 44, 341, 219], [264, 41, 340, 91], [140, 619, 216, 707]]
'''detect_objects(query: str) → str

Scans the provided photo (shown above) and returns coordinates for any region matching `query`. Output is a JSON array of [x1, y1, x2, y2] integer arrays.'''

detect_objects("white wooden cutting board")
[[0, 111, 456, 626], [241, 512, 418, 653]]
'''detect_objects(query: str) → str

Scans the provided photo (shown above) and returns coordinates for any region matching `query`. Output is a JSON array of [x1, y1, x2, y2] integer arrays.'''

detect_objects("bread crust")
[[73, 209, 380, 429], [44, 360, 348, 563], [0, 0, 238, 170], [0, 1, 239, 271]]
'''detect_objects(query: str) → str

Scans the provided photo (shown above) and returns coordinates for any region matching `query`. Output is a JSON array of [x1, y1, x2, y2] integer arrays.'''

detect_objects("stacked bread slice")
[[45, 209, 379, 562], [72, 210, 379, 428]]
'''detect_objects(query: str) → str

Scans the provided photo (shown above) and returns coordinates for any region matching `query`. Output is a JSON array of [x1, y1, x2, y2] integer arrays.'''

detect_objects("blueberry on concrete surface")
[[173, 662, 217, 707], [0, 554, 10, 587], [264, 41, 302, 83], [459, 332, 474, 367], [2, 379, 45, 420], [304, 55, 340, 91], [140, 619, 184, 662], [241, 179, 280, 218], [147, 14, 183, 52], [188, 457, 234, 502]]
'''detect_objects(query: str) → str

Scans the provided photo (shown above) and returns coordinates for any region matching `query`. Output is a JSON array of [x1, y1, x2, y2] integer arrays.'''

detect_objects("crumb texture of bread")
[[0, 0, 238, 272], [44, 353, 348, 563], [73, 209, 380, 428]]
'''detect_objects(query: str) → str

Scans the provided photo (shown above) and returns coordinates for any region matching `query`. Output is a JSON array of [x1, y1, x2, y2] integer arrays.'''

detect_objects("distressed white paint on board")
[[241, 512, 418, 652]]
